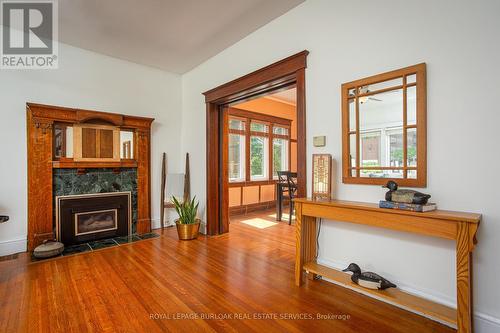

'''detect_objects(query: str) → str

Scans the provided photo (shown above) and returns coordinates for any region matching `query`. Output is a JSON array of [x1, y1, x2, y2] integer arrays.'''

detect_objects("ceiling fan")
[[349, 86, 382, 104]]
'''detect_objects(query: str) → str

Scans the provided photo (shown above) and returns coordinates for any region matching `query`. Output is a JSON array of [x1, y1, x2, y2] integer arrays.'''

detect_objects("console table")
[[294, 198, 481, 333]]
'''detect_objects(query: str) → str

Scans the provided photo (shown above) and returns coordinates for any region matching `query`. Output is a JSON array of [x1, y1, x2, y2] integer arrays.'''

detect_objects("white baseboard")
[[0, 237, 27, 256], [150, 218, 176, 230], [475, 312, 500, 333], [151, 218, 161, 230], [317, 257, 456, 307], [199, 222, 207, 235], [152, 217, 206, 234], [316, 258, 500, 332]]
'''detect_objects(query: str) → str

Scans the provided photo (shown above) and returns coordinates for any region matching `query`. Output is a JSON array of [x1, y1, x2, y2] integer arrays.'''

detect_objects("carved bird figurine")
[[383, 181, 431, 205], [342, 263, 396, 290]]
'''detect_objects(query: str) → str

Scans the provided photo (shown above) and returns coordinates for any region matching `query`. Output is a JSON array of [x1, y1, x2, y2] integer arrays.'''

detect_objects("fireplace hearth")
[[56, 192, 131, 246]]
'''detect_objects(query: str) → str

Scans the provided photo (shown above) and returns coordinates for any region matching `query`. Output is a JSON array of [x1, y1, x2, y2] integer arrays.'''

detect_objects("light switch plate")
[[313, 136, 326, 147]]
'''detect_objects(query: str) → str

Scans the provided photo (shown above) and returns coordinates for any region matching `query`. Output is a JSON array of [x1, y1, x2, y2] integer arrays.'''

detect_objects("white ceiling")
[[266, 88, 296, 105], [58, 0, 304, 74]]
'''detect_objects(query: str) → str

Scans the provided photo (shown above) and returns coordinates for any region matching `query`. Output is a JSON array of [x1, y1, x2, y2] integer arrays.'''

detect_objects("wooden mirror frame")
[[341, 63, 427, 187]]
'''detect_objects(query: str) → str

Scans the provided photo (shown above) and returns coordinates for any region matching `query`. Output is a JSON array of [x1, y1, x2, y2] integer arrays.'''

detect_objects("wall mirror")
[[120, 130, 135, 159], [341, 63, 426, 187], [53, 124, 136, 161]]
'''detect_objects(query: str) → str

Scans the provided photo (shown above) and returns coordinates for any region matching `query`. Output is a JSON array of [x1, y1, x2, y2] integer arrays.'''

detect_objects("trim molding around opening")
[[203, 50, 308, 236]]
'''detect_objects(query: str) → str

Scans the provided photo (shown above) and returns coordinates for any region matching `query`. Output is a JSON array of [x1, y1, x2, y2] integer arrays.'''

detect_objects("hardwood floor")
[[0, 210, 454, 333]]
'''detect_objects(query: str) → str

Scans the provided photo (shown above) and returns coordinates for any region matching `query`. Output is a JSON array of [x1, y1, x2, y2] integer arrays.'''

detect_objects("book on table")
[[379, 200, 437, 212]]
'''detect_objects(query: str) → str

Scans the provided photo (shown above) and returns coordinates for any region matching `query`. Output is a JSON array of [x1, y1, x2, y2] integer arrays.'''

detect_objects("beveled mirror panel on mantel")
[[341, 63, 427, 187]]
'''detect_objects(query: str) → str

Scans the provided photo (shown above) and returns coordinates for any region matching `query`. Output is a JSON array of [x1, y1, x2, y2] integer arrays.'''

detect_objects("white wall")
[[1, 0, 499, 330], [0, 43, 183, 255], [181, 0, 500, 330]]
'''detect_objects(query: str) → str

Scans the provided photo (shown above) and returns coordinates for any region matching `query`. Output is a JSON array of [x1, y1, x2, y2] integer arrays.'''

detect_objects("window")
[[387, 129, 403, 168], [250, 136, 268, 180], [407, 128, 417, 179], [273, 138, 288, 177], [229, 118, 245, 131], [250, 122, 268, 133], [273, 126, 288, 136], [227, 110, 291, 183], [249, 120, 269, 180], [360, 131, 381, 178], [357, 128, 414, 179], [229, 134, 245, 181], [360, 131, 381, 167]]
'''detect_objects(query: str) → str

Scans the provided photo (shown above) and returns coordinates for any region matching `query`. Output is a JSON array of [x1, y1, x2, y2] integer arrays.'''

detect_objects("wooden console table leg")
[[295, 202, 318, 286], [303, 217, 317, 261], [295, 202, 304, 286], [304, 215, 318, 280], [456, 222, 473, 333]]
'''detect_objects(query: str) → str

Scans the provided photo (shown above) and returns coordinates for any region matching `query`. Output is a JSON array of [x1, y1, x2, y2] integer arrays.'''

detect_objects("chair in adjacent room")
[[276, 171, 298, 225]]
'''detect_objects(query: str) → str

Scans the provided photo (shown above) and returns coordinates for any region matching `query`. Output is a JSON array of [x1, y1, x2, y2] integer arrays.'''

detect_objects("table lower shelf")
[[303, 261, 457, 329]]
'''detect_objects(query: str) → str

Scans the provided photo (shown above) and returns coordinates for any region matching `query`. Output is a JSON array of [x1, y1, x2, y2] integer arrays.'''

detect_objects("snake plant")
[[172, 196, 199, 224]]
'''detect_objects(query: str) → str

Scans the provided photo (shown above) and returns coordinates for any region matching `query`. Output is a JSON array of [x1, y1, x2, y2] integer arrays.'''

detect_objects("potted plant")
[[172, 196, 200, 240]]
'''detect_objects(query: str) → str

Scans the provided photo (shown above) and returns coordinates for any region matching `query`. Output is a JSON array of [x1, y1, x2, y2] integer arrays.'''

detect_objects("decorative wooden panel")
[[228, 187, 241, 207], [99, 129, 114, 158], [73, 124, 120, 162], [27, 111, 55, 249], [81, 128, 97, 157], [136, 129, 152, 234], [260, 184, 275, 202]]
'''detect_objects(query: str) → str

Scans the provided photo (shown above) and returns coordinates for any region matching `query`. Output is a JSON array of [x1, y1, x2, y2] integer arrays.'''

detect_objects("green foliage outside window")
[[273, 141, 283, 176], [250, 137, 264, 176], [390, 147, 416, 164]]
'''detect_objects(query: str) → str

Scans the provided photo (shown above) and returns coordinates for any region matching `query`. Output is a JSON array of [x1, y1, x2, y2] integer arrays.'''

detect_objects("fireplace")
[[56, 192, 131, 246], [26, 103, 153, 251]]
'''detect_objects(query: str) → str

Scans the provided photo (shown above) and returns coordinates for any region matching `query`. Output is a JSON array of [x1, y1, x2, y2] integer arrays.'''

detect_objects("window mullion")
[[269, 124, 273, 180], [245, 117, 250, 182], [403, 75, 408, 179], [355, 91, 360, 177]]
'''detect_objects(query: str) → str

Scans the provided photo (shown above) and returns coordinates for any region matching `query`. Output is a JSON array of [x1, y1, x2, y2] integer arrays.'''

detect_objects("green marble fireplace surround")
[[53, 168, 138, 233]]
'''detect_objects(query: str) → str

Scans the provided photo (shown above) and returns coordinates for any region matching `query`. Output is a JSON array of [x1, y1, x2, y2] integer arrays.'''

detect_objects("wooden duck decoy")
[[383, 181, 431, 205], [342, 263, 396, 290]]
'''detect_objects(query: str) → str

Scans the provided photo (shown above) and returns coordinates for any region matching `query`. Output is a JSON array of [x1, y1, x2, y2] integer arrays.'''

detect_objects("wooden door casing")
[[203, 51, 309, 236]]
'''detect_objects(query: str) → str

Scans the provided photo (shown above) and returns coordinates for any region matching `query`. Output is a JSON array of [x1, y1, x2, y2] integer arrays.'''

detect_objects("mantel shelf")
[[52, 160, 138, 169]]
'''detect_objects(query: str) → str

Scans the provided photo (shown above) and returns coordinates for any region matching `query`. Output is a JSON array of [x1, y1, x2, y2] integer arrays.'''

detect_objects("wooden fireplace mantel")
[[294, 198, 481, 333], [26, 103, 154, 251]]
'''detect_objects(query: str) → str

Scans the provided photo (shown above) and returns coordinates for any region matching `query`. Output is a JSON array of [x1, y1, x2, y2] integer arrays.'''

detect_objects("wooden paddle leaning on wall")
[[160, 153, 191, 228]]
